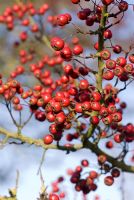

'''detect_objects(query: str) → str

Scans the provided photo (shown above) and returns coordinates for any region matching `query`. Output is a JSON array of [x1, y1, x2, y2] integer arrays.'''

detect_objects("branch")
[[1, 126, 134, 173], [0, 127, 82, 152], [84, 140, 134, 173]]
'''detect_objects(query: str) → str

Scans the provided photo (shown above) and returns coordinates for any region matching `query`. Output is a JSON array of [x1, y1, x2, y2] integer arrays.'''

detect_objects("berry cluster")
[[0, 0, 133, 199]]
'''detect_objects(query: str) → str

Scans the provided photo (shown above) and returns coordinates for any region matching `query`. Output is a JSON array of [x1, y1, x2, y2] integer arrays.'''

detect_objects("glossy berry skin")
[[77, 11, 88, 20], [35, 111, 46, 122], [57, 14, 68, 26], [106, 141, 113, 149], [118, 1, 128, 12], [104, 29, 112, 39], [43, 134, 53, 145], [86, 17, 94, 26], [49, 193, 60, 200], [60, 47, 72, 61], [77, 9, 91, 20], [51, 37, 64, 51], [116, 57, 126, 67], [91, 102, 101, 111], [92, 91, 101, 101], [129, 54, 134, 63], [114, 133, 123, 143], [102, 115, 112, 125], [65, 13, 72, 22], [73, 45, 83, 55], [91, 116, 100, 125], [113, 45, 122, 54], [79, 80, 89, 90], [107, 104, 116, 114], [81, 159, 89, 167], [102, 0, 114, 5], [71, 0, 80, 3], [94, 42, 99, 50], [55, 112, 66, 124], [103, 70, 114, 80]]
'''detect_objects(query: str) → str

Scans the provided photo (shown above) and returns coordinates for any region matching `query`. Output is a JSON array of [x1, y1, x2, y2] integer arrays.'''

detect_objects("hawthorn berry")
[[81, 159, 89, 167], [104, 29, 112, 39], [43, 134, 53, 145], [51, 37, 64, 51], [71, 0, 80, 3], [113, 45, 122, 54], [102, 0, 114, 6], [79, 80, 89, 90], [60, 47, 72, 61], [116, 57, 126, 67], [100, 49, 111, 60], [104, 176, 114, 186], [57, 14, 69, 26], [73, 45, 83, 55], [111, 168, 120, 178], [49, 193, 60, 200], [118, 1, 128, 12]]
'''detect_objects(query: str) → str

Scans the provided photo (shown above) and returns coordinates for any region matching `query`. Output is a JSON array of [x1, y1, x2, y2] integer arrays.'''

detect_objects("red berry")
[[90, 171, 98, 179], [102, 0, 114, 6], [112, 112, 122, 122], [57, 14, 69, 26], [81, 159, 89, 167], [86, 16, 94, 26], [91, 116, 100, 125], [100, 106, 108, 117], [103, 70, 114, 80], [92, 91, 101, 101], [111, 168, 120, 178], [104, 176, 114, 186], [55, 112, 66, 124], [104, 29, 112, 39], [94, 42, 99, 50], [51, 37, 64, 51], [43, 134, 53, 145], [116, 57, 126, 67], [102, 115, 112, 125], [77, 11, 88, 20], [114, 66, 124, 77], [129, 54, 134, 63], [118, 1, 128, 12], [106, 141, 113, 149], [35, 111, 46, 122], [113, 45, 122, 54], [91, 102, 101, 111], [75, 103, 83, 113], [71, 0, 80, 3], [49, 193, 60, 200], [79, 80, 89, 90], [106, 59, 116, 69], [114, 133, 123, 143], [73, 45, 83, 55], [60, 47, 72, 61], [100, 49, 111, 60]]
